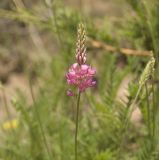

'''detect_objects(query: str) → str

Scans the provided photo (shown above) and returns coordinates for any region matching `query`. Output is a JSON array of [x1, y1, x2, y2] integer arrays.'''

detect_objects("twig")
[[87, 38, 153, 57]]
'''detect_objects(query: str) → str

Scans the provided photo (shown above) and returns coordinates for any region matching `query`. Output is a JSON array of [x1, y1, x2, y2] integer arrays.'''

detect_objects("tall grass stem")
[[1, 87, 15, 134], [118, 85, 142, 158], [152, 82, 156, 146], [29, 79, 52, 160], [45, 0, 63, 48], [125, 85, 142, 129], [145, 83, 151, 138]]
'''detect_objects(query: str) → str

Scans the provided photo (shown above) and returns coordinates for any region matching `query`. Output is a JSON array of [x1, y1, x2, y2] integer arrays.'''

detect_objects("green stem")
[[124, 85, 142, 129], [29, 80, 52, 160], [2, 88, 11, 121], [45, 0, 63, 48], [118, 84, 142, 158], [152, 82, 155, 146], [142, 0, 159, 62], [145, 83, 151, 138], [75, 91, 81, 160], [2, 88, 15, 134]]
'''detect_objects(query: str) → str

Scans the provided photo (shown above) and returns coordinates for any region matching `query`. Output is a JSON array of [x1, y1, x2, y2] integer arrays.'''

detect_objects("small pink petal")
[[88, 68, 96, 75], [68, 71, 76, 77], [67, 90, 75, 96], [72, 63, 78, 69], [92, 81, 96, 85], [81, 64, 89, 71]]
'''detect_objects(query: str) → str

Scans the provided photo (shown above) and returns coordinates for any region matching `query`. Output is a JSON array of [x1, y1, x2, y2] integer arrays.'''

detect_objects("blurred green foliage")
[[0, 0, 159, 160]]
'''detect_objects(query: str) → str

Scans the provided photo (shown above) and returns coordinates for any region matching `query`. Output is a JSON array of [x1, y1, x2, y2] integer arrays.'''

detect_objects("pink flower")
[[66, 23, 96, 96], [67, 90, 75, 96], [66, 63, 96, 94]]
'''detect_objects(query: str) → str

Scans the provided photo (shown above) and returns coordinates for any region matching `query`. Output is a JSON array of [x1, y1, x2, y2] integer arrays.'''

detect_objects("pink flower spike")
[[66, 23, 96, 95], [66, 63, 96, 92]]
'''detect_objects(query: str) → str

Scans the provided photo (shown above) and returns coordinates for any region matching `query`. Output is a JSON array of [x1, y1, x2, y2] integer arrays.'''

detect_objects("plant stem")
[[145, 83, 151, 138], [29, 79, 52, 160], [152, 82, 155, 146], [142, 0, 159, 62], [79, 0, 83, 13], [118, 85, 142, 159], [124, 85, 142, 129], [1, 87, 15, 134], [2, 88, 11, 122], [45, 0, 63, 48], [75, 91, 81, 160]]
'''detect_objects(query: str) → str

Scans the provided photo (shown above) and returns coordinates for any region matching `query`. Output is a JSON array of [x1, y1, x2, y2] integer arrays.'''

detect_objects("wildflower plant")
[[66, 23, 96, 95], [66, 23, 96, 160]]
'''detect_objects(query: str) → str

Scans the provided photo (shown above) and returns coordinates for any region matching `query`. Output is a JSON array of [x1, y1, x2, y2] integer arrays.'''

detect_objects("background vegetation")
[[0, 0, 159, 160]]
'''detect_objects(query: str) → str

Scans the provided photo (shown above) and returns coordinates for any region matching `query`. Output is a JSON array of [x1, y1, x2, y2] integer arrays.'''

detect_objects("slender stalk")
[[29, 79, 52, 160], [1, 87, 15, 134], [152, 82, 155, 146], [2, 88, 11, 121], [79, 0, 83, 13], [142, 0, 159, 62], [145, 83, 151, 138], [118, 85, 142, 158], [75, 91, 81, 160], [45, 0, 63, 48], [124, 85, 142, 129]]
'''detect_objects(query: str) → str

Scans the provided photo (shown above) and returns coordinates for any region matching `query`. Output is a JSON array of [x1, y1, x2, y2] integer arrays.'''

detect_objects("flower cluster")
[[66, 23, 96, 96], [66, 63, 96, 95]]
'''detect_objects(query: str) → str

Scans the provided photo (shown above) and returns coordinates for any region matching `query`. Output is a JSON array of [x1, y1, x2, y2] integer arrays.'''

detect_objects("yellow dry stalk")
[[139, 55, 155, 87]]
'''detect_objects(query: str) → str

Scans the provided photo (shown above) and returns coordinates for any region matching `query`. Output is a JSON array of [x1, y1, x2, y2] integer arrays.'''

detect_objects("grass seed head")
[[139, 55, 155, 86]]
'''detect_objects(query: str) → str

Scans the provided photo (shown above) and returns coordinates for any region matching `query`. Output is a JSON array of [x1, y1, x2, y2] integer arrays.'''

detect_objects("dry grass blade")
[[87, 38, 153, 57]]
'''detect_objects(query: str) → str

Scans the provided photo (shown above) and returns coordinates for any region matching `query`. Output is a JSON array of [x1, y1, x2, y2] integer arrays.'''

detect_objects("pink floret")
[[66, 63, 96, 93], [67, 90, 75, 96]]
